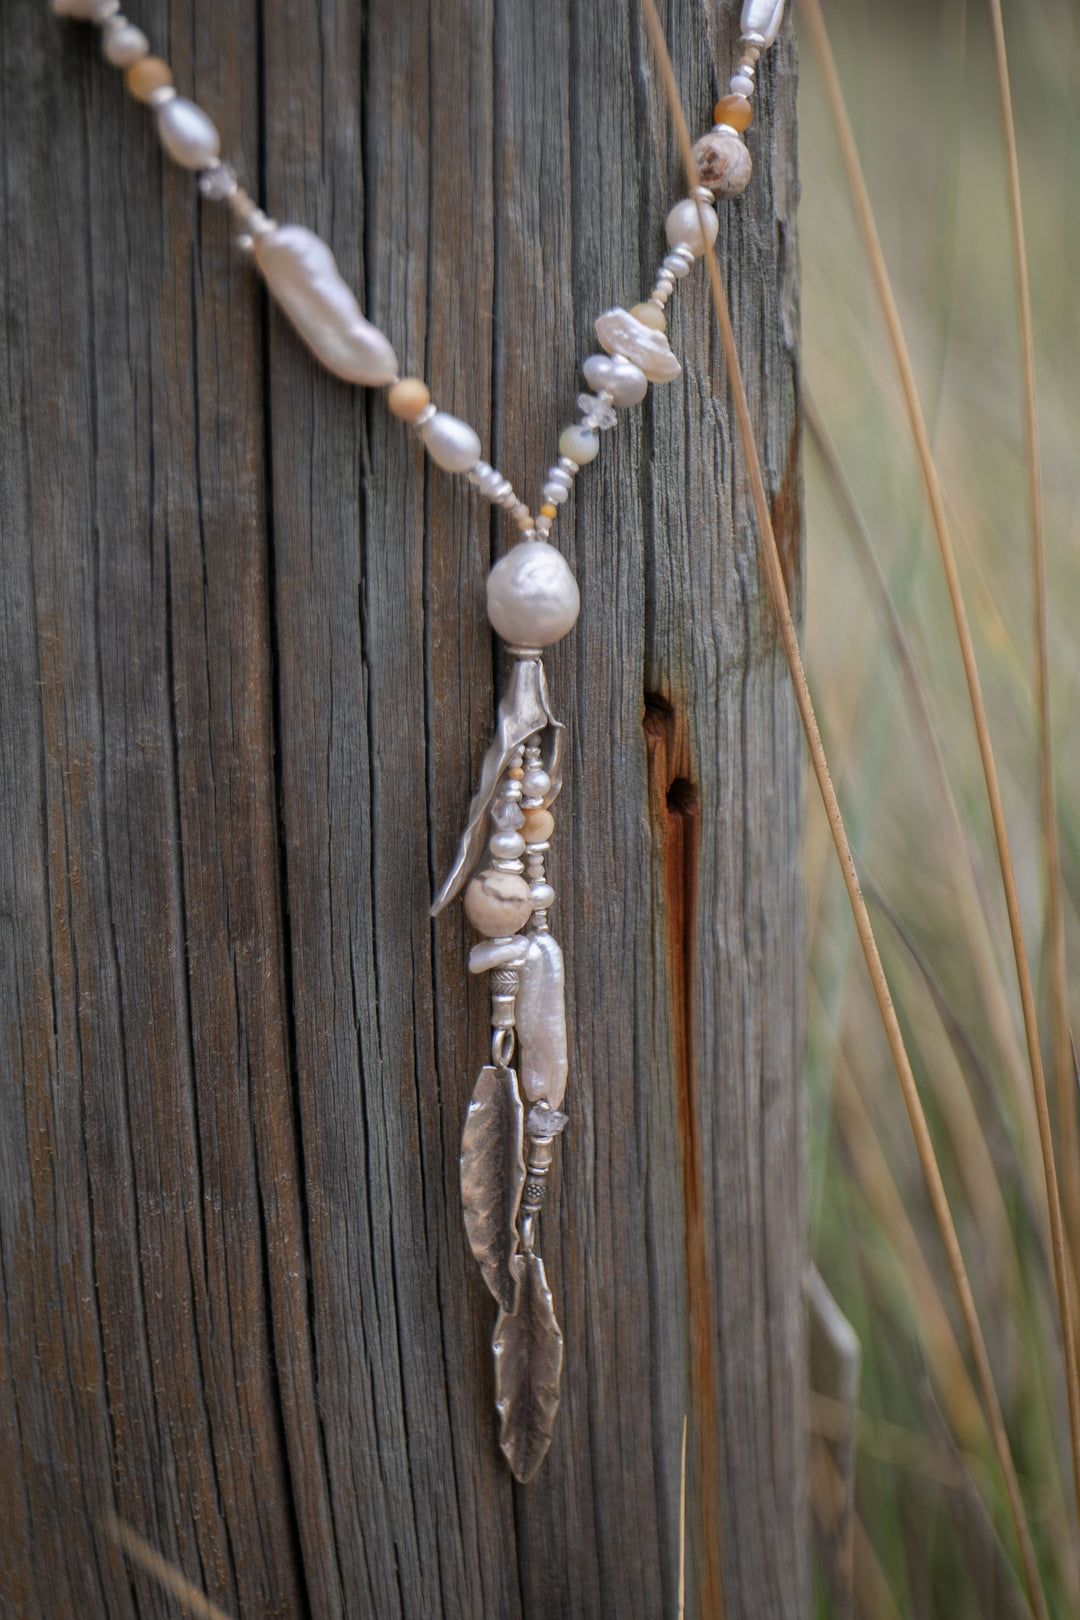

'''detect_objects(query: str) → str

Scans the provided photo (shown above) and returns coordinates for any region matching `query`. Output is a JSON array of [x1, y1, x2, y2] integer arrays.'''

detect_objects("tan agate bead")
[[521, 808, 555, 845], [630, 301, 666, 331], [464, 869, 534, 937], [125, 56, 174, 102], [387, 377, 431, 422], [714, 94, 753, 133], [692, 128, 753, 200]]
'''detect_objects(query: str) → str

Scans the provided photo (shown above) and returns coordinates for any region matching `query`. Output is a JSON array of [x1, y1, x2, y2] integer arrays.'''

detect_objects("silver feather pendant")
[[442, 652, 570, 1481]]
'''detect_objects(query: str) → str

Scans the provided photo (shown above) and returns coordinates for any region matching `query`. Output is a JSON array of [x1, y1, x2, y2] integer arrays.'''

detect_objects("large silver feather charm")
[[459, 1065, 526, 1313], [430, 657, 564, 916], [493, 1252, 564, 1483]]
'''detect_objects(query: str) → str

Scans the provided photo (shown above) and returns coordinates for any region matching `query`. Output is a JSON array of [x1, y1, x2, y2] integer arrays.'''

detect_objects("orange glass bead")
[[125, 56, 174, 103], [539, 502, 558, 520], [713, 94, 753, 133]]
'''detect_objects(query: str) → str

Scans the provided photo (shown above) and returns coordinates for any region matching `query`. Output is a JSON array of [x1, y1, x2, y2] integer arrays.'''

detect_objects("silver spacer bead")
[[691, 183, 713, 204], [147, 85, 177, 108], [557, 454, 579, 476], [413, 402, 437, 429]]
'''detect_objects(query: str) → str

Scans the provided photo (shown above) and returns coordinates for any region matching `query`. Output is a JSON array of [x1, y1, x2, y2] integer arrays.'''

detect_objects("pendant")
[[432, 652, 569, 1481]]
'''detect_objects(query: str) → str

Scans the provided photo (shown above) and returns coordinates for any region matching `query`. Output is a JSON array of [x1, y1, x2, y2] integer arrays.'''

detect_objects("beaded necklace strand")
[[54, 0, 787, 1482]]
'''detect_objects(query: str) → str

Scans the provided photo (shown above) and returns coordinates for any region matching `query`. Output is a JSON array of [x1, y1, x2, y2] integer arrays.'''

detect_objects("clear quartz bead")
[[577, 392, 617, 431], [198, 161, 239, 200]]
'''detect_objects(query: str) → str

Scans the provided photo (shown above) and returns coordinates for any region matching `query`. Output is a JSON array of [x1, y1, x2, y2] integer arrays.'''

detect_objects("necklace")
[[54, 0, 787, 1484]]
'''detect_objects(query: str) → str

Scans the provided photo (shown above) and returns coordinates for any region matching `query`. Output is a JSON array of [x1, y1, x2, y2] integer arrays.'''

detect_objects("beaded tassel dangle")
[[54, 0, 785, 1483]]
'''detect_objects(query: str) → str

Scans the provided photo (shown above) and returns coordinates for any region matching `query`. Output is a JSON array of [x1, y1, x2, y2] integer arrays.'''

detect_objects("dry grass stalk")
[[103, 1513, 234, 1620], [637, 0, 1051, 1611], [985, 0, 1080, 1329], [796, 0, 1080, 1567]]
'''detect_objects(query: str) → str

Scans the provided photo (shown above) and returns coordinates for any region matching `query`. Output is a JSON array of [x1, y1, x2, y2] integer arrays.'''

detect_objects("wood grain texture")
[[0, 0, 804, 1614]]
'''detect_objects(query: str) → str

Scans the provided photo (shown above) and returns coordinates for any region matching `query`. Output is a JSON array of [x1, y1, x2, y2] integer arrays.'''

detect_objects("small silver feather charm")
[[460, 1065, 526, 1314], [493, 1252, 564, 1483]]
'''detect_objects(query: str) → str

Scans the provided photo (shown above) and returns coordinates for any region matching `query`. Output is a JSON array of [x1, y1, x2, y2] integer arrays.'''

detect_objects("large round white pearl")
[[255, 226, 398, 385], [420, 411, 481, 474], [486, 542, 580, 647], [664, 197, 720, 257], [156, 98, 221, 170], [558, 424, 599, 465], [103, 24, 150, 67], [582, 353, 647, 407]]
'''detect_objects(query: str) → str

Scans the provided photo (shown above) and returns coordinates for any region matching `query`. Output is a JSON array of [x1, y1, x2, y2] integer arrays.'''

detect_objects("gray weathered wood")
[[0, 0, 805, 1614]]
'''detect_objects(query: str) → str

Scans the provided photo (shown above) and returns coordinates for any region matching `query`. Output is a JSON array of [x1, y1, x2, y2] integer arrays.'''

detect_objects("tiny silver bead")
[[413, 402, 437, 428], [147, 85, 177, 108], [557, 455, 579, 475]]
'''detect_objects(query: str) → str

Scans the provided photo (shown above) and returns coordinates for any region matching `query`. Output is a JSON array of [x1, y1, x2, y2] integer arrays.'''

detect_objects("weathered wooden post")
[[0, 0, 804, 1613]]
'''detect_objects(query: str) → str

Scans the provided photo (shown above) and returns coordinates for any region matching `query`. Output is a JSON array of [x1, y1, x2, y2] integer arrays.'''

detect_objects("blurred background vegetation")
[[800, 0, 1080, 1612]]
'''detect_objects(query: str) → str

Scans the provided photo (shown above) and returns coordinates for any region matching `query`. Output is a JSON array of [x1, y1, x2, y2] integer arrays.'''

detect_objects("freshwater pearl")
[[420, 411, 481, 473], [103, 24, 149, 67], [665, 197, 720, 257], [741, 0, 787, 47], [582, 352, 647, 407], [558, 424, 599, 465], [692, 130, 753, 199], [515, 932, 569, 1108], [595, 306, 681, 383], [522, 766, 551, 799], [464, 870, 534, 937], [468, 937, 528, 974], [486, 542, 579, 647], [254, 224, 399, 386], [156, 98, 221, 170], [489, 830, 526, 860]]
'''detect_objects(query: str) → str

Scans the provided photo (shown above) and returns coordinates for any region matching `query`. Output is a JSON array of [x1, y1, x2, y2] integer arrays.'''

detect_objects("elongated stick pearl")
[[254, 224, 398, 386]]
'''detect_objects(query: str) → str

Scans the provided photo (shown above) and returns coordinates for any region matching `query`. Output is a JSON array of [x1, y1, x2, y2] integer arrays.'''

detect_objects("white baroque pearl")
[[156, 97, 221, 171], [742, 0, 786, 47], [486, 541, 580, 647], [489, 829, 526, 860], [254, 224, 399, 386], [420, 411, 482, 473], [522, 766, 551, 798], [558, 424, 599, 465], [103, 24, 149, 67], [595, 306, 681, 384], [515, 932, 568, 1107], [665, 197, 720, 257], [581, 352, 647, 407]]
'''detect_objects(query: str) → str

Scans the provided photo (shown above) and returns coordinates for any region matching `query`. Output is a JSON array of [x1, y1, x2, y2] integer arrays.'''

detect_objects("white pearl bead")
[[486, 541, 580, 647], [529, 882, 556, 911], [664, 197, 720, 258], [730, 72, 756, 97], [420, 411, 481, 473], [254, 225, 398, 385], [582, 353, 647, 407], [559, 424, 599, 465], [156, 98, 221, 170], [490, 830, 526, 860], [541, 482, 568, 506], [103, 24, 149, 66], [522, 767, 551, 798]]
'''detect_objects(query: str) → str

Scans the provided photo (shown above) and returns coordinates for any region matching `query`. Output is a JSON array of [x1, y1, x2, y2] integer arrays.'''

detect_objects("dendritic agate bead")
[[515, 933, 569, 1108], [692, 130, 753, 199], [581, 352, 647, 408], [464, 869, 534, 937], [254, 224, 399, 386], [156, 98, 221, 170], [595, 307, 681, 384], [664, 197, 720, 257], [486, 541, 580, 647]]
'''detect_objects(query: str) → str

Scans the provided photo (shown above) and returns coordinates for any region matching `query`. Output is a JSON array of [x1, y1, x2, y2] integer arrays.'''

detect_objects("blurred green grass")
[[800, 1, 1080, 1612]]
